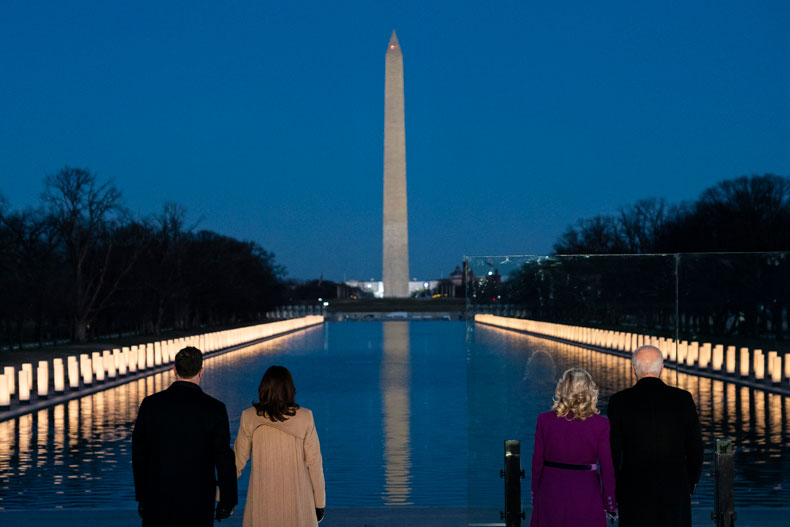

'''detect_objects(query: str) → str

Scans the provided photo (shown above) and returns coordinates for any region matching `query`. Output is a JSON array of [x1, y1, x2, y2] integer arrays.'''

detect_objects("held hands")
[[316, 507, 325, 522], [606, 510, 619, 524], [215, 503, 234, 522]]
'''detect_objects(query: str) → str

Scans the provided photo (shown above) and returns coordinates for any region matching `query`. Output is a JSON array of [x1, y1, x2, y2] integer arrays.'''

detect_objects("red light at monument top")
[[390, 45, 396, 49]]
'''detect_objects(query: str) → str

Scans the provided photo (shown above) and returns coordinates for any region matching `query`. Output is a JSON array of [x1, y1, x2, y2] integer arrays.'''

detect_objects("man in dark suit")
[[607, 345, 703, 527], [132, 346, 238, 527]]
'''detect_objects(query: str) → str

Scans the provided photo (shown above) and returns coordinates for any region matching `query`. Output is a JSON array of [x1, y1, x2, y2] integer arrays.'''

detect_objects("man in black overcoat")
[[607, 345, 703, 527], [132, 346, 238, 527]]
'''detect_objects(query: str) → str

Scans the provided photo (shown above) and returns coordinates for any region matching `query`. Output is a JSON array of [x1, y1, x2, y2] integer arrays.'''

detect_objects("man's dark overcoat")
[[607, 377, 703, 527], [132, 381, 238, 527]]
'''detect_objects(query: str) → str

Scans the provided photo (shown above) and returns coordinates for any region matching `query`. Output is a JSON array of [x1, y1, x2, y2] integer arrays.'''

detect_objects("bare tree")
[[696, 174, 790, 250], [0, 207, 61, 346], [42, 166, 140, 342], [618, 198, 671, 254], [553, 215, 627, 255], [151, 203, 193, 333]]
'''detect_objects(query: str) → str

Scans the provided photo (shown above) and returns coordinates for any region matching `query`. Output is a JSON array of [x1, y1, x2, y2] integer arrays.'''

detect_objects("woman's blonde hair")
[[551, 368, 600, 420]]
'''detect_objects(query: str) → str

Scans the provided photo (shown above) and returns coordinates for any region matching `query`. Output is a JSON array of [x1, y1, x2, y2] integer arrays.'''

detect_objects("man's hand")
[[215, 503, 234, 522], [137, 503, 144, 519], [316, 508, 325, 522]]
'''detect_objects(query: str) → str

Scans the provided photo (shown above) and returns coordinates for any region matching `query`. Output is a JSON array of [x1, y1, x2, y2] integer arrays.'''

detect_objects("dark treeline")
[[495, 174, 790, 344], [553, 174, 790, 255], [0, 167, 286, 346]]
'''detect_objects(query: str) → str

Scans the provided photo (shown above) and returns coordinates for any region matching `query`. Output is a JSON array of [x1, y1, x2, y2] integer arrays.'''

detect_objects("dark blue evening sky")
[[1, 1, 788, 280]]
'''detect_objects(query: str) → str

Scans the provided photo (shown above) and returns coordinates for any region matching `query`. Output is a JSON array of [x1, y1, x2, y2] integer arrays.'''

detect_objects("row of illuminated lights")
[[0, 316, 324, 409], [475, 314, 790, 385]]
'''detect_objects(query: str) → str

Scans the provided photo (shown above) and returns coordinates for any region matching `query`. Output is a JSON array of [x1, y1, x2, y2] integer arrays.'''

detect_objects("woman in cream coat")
[[234, 366, 326, 526]]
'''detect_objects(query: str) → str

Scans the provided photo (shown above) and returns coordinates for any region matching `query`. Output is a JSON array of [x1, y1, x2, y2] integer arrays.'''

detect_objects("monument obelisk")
[[383, 30, 410, 298]]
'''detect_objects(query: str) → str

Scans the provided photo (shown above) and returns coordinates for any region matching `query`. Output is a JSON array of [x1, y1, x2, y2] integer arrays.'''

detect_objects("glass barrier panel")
[[466, 254, 676, 524], [677, 252, 790, 514], [466, 254, 679, 523], [466, 252, 790, 526]]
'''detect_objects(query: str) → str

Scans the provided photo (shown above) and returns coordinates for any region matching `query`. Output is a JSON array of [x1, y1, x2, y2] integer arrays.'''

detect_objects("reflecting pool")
[[0, 322, 468, 511], [1, 321, 788, 524]]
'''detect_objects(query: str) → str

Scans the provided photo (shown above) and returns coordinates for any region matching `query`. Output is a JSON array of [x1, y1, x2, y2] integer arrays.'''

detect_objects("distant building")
[[340, 265, 465, 299], [338, 280, 381, 299], [449, 265, 463, 287]]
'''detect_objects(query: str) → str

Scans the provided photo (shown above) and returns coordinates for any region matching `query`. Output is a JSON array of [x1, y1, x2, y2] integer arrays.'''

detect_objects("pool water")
[[0, 321, 468, 510], [469, 324, 790, 512], [1, 320, 788, 522]]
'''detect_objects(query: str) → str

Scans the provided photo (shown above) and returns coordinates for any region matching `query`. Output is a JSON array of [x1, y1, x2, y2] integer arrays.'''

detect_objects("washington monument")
[[383, 30, 410, 298]]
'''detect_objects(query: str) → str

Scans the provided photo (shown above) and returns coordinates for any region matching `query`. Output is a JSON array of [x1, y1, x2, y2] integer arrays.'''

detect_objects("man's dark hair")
[[175, 346, 203, 378], [253, 365, 300, 422]]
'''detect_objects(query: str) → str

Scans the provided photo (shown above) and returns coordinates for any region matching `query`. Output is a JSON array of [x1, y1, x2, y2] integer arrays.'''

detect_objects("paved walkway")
[[0, 323, 275, 371], [0, 506, 787, 526], [0, 508, 469, 526], [2, 341, 129, 371]]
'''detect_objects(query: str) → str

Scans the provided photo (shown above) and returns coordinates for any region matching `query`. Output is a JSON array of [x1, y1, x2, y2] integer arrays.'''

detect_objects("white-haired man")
[[607, 345, 703, 527]]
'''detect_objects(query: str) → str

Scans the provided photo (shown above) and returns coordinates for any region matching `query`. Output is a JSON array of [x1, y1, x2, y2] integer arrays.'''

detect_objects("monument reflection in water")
[[381, 321, 412, 505], [0, 322, 468, 512], [2, 320, 788, 518]]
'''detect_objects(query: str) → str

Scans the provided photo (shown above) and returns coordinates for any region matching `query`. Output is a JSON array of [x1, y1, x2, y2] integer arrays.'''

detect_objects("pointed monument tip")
[[388, 30, 400, 50]]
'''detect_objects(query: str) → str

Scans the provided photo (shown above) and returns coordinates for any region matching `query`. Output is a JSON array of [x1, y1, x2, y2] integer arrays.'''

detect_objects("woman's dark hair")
[[253, 365, 300, 421]]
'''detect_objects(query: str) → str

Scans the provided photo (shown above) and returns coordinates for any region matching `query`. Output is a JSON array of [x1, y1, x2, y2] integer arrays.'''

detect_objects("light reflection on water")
[[381, 321, 413, 505], [3, 321, 786, 513], [0, 322, 468, 510], [469, 325, 790, 509]]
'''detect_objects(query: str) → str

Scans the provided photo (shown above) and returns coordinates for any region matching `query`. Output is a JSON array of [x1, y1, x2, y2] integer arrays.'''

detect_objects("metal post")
[[500, 440, 525, 527], [712, 438, 736, 527]]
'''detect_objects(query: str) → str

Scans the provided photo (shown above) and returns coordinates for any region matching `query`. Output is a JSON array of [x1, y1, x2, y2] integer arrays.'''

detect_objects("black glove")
[[215, 503, 234, 522], [137, 503, 144, 519], [316, 508, 324, 522]]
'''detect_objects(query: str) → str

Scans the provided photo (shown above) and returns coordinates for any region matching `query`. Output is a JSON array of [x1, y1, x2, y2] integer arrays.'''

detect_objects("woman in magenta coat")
[[530, 368, 617, 527]]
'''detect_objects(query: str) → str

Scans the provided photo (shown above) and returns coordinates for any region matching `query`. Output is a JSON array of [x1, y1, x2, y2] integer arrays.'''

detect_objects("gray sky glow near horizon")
[[1, 1, 789, 281]]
